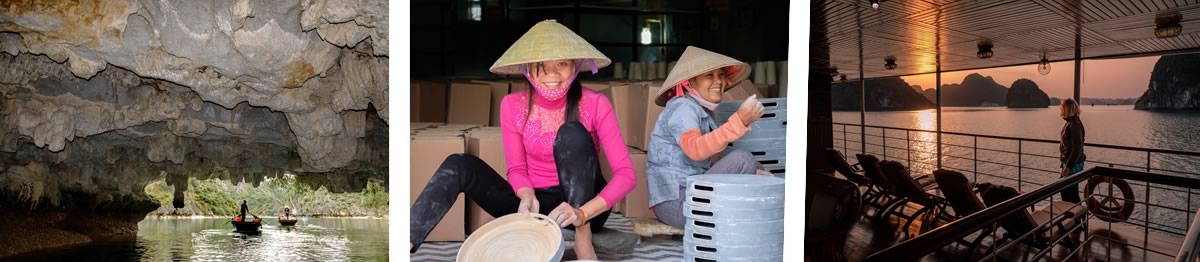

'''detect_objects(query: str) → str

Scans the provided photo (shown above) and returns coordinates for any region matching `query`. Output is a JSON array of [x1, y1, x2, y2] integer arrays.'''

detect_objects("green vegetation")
[[144, 175, 388, 217]]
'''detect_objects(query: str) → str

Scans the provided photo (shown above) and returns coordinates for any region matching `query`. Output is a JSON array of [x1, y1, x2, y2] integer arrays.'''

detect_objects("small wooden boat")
[[232, 216, 262, 233], [278, 217, 298, 226]]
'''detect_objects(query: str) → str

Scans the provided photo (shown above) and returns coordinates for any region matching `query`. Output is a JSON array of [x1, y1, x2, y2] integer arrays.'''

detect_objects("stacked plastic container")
[[683, 174, 786, 262], [714, 97, 787, 177]]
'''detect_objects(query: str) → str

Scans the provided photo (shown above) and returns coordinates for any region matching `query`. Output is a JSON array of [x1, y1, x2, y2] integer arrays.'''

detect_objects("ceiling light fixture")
[[640, 27, 653, 45], [1155, 11, 1183, 39], [868, 0, 885, 10], [1037, 49, 1051, 75], [977, 39, 994, 59], [884, 56, 897, 70]]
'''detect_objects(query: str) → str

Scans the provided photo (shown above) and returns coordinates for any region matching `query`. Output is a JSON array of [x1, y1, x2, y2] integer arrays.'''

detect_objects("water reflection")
[[909, 109, 939, 176], [3, 218, 388, 262]]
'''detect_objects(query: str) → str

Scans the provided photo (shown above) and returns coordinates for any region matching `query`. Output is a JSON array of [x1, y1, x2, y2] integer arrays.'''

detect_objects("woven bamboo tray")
[[457, 213, 565, 262]]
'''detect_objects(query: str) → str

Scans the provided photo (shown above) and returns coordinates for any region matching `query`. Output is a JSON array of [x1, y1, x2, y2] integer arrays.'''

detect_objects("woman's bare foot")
[[574, 223, 598, 260]]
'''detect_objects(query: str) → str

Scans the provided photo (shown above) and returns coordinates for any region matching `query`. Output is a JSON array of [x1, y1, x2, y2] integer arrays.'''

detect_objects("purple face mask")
[[525, 70, 576, 101]]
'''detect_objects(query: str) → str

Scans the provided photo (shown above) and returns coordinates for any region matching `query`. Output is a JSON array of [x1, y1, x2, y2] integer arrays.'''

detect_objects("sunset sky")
[[900, 56, 1161, 99]]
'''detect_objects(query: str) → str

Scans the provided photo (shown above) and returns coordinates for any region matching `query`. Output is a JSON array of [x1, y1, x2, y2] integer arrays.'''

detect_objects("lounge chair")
[[806, 173, 862, 262], [823, 148, 879, 205], [855, 154, 903, 216], [877, 160, 949, 237], [933, 169, 995, 259], [978, 184, 1086, 261]]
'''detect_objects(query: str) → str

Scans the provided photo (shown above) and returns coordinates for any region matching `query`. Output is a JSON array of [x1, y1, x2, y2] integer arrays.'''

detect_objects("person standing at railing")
[[1059, 98, 1087, 203]]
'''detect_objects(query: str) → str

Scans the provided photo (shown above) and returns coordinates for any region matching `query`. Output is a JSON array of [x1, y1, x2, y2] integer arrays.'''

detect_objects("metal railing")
[[863, 167, 1200, 261], [833, 122, 1200, 236]]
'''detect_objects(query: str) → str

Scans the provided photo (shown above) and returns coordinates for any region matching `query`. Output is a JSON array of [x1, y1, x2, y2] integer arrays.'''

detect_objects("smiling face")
[[688, 68, 728, 103], [529, 59, 576, 90]]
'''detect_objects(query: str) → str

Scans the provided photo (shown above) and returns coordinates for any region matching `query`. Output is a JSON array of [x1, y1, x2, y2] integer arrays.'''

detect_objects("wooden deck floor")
[[841, 202, 1184, 262]]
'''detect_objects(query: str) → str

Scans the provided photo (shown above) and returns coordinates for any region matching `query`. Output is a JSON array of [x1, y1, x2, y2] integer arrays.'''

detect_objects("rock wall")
[[0, 0, 388, 256], [1136, 53, 1200, 110]]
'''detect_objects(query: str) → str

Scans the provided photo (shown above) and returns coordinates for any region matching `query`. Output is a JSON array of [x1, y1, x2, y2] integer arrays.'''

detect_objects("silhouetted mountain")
[[831, 77, 935, 111], [1136, 53, 1200, 110], [937, 73, 1009, 107], [1006, 79, 1051, 108], [1050, 97, 1138, 106]]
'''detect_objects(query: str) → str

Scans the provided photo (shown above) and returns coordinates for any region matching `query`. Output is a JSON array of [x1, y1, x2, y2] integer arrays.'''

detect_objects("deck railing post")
[[1018, 140, 1023, 191], [974, 136, 978, 182], [1147, 150, 1153, 249], [842, 124, 848, 154], [907, 129, 912, 169]]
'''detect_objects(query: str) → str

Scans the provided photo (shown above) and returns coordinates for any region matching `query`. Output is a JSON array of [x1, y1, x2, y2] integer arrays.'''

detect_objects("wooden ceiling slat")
[[1117, 0, 1142, 16], [1086, 0, 1116, 20], [817, 0, 1200, 79], [1144, 0, 1167, 13]]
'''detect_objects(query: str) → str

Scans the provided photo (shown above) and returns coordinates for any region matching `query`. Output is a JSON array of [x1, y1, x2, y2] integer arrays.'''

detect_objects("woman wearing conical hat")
[[409, 20, 639, 258], [645, 46, 769, 227]]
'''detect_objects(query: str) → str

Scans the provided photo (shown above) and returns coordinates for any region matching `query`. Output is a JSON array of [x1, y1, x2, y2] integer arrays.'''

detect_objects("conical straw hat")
[[654, 46, 751, 106], [490, 20, 611, 75]]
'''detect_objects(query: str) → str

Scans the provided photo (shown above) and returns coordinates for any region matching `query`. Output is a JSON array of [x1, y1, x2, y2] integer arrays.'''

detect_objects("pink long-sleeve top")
[[500, 87, 636, 209]]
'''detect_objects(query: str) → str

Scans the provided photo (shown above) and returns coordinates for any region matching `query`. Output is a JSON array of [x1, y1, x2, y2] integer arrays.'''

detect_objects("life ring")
[[1084, 176, 1135, 223]]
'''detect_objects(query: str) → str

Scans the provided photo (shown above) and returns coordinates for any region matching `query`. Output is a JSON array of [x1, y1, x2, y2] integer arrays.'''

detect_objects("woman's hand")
[[548, 202, 583, 227], [516, 188, 539, 216], [736, 94, 765, 126]]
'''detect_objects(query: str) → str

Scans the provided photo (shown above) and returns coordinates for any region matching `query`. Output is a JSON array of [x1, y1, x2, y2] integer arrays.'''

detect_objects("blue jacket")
[[646, 96, 716, 208]]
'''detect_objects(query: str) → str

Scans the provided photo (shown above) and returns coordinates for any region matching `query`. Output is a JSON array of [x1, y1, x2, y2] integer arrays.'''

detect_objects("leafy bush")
[[144, 175, 387, 217]]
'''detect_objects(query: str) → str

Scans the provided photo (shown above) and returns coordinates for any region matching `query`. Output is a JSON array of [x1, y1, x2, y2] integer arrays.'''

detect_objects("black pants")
[[410, 122, 610, 252]]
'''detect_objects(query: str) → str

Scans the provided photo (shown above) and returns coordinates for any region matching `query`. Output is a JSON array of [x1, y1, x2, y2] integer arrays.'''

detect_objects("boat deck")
[[845, 202, 1184, 261]]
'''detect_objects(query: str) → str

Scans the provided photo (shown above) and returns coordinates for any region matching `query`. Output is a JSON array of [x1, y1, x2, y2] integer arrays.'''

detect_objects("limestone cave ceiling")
[[0, 0, 389, 197]]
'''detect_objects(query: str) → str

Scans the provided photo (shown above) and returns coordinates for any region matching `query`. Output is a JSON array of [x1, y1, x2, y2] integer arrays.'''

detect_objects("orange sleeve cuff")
[[677, 114, 750, 161]]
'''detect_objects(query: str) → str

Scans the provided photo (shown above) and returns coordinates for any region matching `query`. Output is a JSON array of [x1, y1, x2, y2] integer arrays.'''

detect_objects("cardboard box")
[[472, 80, 511, 127], [610, 82, 647, 149], [410, 136, 467, 241], [585, 81, 647, 149], [448, 81, 492, 125], [598, 146, 651, 218], [465, 133, 508, 234], [510, 80, 530, 93], [598, 146, 622, 213], [642, 81, 665, 151], [413, 130, 465, 138], [431, 123, 482, 132], [723, 81, 765, 101], [411, 122, 441, 130], [583, 80, 613, 95], [623, 148, 654, 219], [411, 80, 448, 123], [778, 61, 788, 97]]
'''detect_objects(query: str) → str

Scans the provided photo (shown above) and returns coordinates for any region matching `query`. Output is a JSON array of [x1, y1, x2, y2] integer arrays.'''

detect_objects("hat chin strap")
[[677, 80, 719, 111]]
